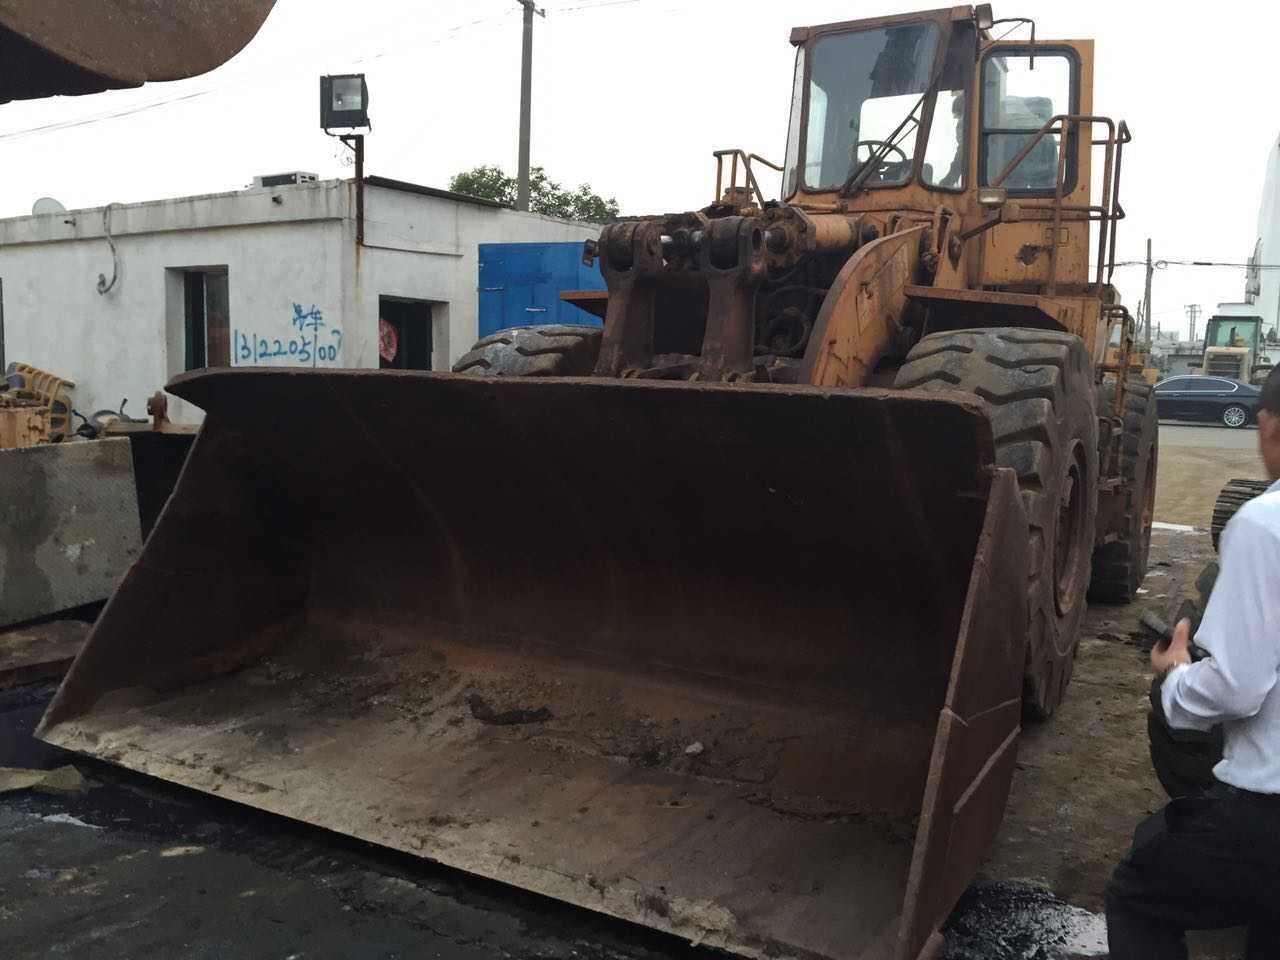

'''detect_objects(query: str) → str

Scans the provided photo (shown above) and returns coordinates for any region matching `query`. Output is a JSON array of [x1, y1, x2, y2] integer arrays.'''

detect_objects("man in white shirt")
[[1106, 369, 1280, 958]]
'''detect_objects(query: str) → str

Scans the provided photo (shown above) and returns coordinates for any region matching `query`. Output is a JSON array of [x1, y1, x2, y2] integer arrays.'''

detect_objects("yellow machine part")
[[0, 398, 48, 449], [5, 362, 74, 440]]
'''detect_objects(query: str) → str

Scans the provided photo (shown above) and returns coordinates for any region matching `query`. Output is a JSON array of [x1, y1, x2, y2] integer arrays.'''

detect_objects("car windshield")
[[799, 22, 939, 190]]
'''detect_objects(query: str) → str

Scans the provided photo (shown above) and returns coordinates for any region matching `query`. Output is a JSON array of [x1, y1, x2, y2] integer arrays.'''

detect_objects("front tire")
[[894, 328, 1098, 718], [1222, 404, 1249, 429]]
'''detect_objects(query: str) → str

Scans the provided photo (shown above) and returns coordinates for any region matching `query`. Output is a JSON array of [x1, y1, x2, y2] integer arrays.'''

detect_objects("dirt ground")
[[0, 420, 1264, 960], [1153, 423, 1266, 526]]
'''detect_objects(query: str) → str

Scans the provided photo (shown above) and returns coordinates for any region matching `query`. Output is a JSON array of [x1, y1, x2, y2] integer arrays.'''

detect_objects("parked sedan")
[[1153, 375, 1260, 428]]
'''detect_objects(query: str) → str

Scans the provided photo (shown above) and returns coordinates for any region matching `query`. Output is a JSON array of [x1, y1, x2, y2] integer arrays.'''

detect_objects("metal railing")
[[990, 115, 1132, 295], [712, 149, 784, 210]]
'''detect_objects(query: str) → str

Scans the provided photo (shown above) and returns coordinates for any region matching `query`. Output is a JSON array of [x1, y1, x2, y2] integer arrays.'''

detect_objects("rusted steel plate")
[[41, 370, 1024, 960], [0, 1, 275, 102], [899, 466, 1027, 956], [903, 285, 1069, 330]]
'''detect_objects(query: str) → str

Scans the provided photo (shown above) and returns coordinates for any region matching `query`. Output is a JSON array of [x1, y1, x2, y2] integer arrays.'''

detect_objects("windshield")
[[800, 22, 939, 191], [1207, 320, 1259, 348]]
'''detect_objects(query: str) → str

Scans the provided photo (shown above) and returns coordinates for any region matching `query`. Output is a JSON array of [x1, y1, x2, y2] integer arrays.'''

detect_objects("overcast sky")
[[1, 0, 1277, 340]]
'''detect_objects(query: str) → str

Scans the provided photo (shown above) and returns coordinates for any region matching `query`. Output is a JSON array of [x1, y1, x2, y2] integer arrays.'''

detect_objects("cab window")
[[980, 51, 1075, 192], [803, 22, 938, 190]]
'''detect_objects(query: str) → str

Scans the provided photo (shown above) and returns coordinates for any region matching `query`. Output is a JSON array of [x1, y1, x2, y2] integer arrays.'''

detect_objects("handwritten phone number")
[[235, 329, 344, 367]]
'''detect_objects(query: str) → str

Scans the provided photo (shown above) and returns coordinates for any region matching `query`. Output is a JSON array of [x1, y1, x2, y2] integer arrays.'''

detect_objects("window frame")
[[919, 20, 976, 196], [181, 267, 230, 371], [792, 13, 956, 196], [978, 44, 1082, 197]]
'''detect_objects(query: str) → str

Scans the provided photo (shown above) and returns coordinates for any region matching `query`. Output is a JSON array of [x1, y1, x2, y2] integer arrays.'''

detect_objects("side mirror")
[[974, 4, 995, 31]]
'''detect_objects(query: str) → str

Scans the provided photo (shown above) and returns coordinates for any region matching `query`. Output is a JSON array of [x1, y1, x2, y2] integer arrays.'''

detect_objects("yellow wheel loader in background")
[[40, 5, 1156, 960]]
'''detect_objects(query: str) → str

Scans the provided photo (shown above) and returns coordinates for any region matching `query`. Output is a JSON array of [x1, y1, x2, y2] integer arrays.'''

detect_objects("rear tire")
[[1089, 379, 1158, 603], [895, 328, 1098, 718], [452, 325, 602, 377], [1221, 404, 1249, 428], [1211, 478, 1272, 551]]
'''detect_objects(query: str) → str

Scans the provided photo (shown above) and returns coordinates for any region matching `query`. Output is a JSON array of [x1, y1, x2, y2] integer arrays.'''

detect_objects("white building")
[[1241, 134, 1280, 334], [0, 176, 599, 423]]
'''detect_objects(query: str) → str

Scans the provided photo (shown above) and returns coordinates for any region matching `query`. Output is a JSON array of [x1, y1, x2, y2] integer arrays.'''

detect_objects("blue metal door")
[[478, 242, 605, 337]]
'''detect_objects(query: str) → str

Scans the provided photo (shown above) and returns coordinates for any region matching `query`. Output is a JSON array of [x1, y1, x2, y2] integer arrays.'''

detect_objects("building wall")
[[0, 184, 349, 424], [345, 184, 599, 370], [0, 179, 599, 423], [1164, 350, 1203, 378], [1248, 135, 1280, 334]]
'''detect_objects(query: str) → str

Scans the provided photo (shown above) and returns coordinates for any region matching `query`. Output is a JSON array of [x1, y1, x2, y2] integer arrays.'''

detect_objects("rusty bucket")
[[40, 369, 1026, 960]]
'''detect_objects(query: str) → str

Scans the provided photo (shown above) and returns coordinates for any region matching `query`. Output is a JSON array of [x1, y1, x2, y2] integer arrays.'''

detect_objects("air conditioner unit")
[[253, 172, 319, 189]]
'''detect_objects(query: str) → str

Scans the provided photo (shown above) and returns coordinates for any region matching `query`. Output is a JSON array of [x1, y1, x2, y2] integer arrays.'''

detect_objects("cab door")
[[975, 40, 1095, 289]]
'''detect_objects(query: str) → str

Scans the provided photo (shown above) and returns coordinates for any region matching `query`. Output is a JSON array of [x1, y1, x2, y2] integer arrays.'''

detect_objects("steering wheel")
[[855, 139, 908, 164]]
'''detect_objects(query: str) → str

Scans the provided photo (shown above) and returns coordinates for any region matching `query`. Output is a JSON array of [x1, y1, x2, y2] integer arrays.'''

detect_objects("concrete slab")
[[0, 439, 142, 628]]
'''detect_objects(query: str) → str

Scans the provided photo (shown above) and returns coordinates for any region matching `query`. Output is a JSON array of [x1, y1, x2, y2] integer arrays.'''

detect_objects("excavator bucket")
[[39, 369, 1027, 960]]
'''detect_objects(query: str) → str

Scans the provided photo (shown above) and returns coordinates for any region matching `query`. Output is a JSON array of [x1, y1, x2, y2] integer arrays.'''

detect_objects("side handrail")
[[712, 149, 784, 209], [989, 114, 1131, 293], [1101, 303, 1135, 417]]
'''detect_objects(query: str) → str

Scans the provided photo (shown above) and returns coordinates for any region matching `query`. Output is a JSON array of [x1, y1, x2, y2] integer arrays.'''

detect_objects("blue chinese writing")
[[234, 303, 343, 367]]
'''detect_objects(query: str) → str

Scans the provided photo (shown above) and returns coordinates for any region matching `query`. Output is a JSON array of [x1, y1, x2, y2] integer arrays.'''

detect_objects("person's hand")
[[1151, 617, 1194, 675]]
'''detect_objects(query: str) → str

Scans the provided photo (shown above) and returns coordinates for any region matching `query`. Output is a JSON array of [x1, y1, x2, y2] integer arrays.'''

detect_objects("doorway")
[[378, 297, 433, 370], [181, 268, 230, 369]]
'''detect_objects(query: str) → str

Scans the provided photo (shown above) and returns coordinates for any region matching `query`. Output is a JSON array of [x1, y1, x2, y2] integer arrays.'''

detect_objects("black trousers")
[[1106, 783, 1280, 958]]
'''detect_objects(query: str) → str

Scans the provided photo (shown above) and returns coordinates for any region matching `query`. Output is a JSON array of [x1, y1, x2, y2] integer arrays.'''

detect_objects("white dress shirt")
[[1162, 479, 1280, 794]]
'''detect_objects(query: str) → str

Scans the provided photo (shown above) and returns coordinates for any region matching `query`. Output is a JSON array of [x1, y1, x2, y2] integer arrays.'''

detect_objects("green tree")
[[448, 165, 619, 222]]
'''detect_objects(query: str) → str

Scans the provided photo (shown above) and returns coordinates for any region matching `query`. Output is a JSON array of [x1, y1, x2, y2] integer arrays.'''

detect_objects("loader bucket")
[[39, 369, 1027, 960]]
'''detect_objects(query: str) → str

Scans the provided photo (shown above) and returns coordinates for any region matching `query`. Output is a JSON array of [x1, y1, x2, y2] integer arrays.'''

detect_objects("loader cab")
[[783, 8, 1095, 225]]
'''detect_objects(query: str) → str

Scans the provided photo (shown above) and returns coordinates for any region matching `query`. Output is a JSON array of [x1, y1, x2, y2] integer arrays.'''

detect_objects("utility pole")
[[1185, 304, 1202, 344], [1143, 238, 1154, 349], [516, 0, 544, 212]]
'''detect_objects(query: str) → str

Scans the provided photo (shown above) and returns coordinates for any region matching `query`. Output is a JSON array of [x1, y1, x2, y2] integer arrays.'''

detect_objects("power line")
[[1112, 258, 1280, 270], [0, 89, 216, 143], [550, 0, 642, 11], [0, 0, 644, 145], [0, 5, 526, 144]]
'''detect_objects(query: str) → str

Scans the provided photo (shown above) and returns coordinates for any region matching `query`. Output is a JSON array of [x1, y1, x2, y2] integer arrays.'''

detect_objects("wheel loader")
[[39, 5, 1156, 960]]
